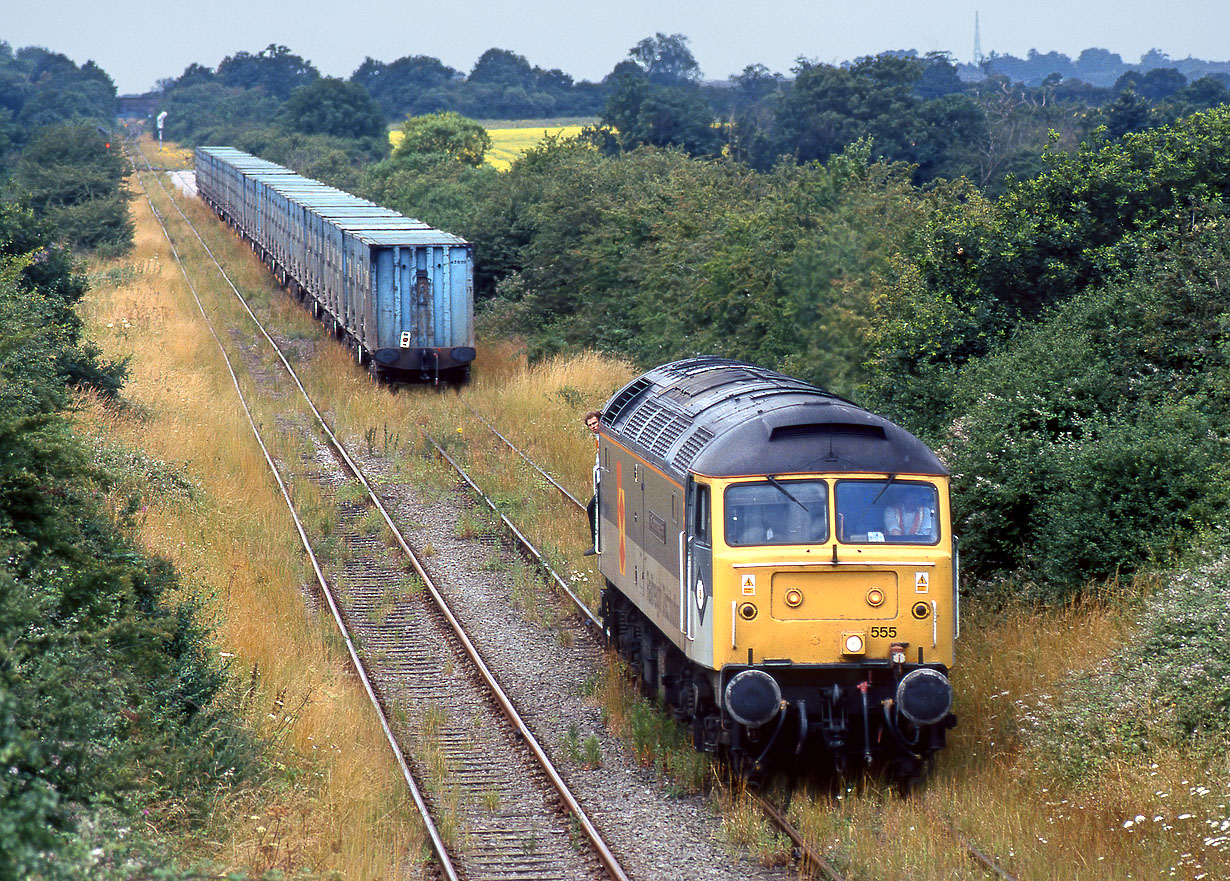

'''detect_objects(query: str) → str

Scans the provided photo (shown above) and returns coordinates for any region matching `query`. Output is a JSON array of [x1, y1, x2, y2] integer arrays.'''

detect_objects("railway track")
[[129, 147, 630, 881]]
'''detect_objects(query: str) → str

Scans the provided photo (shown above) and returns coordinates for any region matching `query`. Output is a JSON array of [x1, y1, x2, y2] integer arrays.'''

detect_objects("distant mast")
[[973, 11, 983, 66]]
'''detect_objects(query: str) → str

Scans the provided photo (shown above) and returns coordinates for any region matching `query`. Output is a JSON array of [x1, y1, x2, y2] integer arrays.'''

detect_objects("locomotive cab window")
[[835, 480, 940, 544], [724, 480, 828, 546], [688, 481, 711, 544]]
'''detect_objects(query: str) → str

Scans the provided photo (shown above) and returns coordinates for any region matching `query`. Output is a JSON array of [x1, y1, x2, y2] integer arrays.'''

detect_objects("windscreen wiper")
[[766, 475, 810, 512]]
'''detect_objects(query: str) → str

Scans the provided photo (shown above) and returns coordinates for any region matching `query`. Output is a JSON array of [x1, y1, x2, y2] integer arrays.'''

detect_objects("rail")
[[129, 147, 630, 881]]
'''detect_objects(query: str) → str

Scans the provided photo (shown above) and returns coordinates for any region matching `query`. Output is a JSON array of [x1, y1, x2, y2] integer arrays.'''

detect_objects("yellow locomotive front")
[[597, 358, 956, 783], [714, 473, 954, 669], [705, 472, 956, 778]]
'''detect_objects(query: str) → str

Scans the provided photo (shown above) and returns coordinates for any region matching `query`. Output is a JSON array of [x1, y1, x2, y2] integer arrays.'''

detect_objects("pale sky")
[[5, 0, 1228, 95]]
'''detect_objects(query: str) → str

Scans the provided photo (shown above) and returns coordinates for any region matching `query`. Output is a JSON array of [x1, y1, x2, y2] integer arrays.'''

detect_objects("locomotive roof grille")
[[622, 397, 662, 439], [672, 427, 714, 472], [645, 411, 690, 458], [601, 358, 946, 479]]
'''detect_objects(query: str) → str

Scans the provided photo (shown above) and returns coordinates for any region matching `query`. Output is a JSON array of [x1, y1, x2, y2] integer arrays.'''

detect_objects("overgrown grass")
[[73, 143, 426, 877]]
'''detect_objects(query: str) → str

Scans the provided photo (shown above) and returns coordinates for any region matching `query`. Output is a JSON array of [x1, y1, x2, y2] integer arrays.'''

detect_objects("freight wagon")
[[194, 147, 475, 383]]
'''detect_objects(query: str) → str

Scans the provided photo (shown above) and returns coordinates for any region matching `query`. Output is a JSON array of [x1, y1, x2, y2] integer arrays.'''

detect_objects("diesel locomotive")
[[594, 358, 957, 782], [194, 147, 475, 383]]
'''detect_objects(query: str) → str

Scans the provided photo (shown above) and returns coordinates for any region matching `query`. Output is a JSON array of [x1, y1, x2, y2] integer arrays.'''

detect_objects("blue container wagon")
[[195, 146, 476, 383]]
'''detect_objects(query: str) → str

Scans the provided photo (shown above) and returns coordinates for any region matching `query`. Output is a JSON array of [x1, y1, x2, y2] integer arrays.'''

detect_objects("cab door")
[[684, 476, 714, 664]]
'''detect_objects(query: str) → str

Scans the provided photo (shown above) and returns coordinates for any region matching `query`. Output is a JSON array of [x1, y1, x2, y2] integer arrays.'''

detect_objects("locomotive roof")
[[600, 358, 947, 480]]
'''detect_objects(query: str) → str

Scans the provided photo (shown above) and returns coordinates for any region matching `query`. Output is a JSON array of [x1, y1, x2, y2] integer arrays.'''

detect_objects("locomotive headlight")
[[866, 588, 885, 607], [843, 632, 866, 655], [784, 588, 804, 608]]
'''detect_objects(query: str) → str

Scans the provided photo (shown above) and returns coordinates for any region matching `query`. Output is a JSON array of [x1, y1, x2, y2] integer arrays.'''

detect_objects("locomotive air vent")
[[623, 398, 662, 438], [672, 427, 714, 472], [769, 422, 887, 442], [644, 411, 690, 457]]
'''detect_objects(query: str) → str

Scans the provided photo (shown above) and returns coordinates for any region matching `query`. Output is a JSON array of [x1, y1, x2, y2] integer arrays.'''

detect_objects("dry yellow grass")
[[74, 153, 426, 878]]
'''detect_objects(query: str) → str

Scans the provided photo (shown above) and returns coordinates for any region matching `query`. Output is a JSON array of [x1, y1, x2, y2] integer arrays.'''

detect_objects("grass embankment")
[[95, 136, 1228, 879], [77, 148, 425, 877]]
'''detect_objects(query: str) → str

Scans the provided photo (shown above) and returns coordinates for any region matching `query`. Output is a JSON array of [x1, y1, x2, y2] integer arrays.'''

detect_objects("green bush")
[[867, 106, 1230, 434], [942, 220, 1230, 593]]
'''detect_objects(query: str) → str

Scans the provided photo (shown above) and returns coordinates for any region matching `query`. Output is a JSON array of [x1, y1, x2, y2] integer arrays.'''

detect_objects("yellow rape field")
[[389, 120, 589, 171]]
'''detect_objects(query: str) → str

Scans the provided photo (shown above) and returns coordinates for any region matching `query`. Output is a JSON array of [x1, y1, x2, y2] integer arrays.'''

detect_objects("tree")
[[1174, 76, 1230, 112], [215, 43, 318, 100], [9, 123, 133, 257], [601, 74, 721, 157], [1136, 67, 1187, 102], [914, 52, 964, 98], [629, 33, 701, 85], [278, 77, 386, 141], [469, 48, 535, 88], [167, 62, 213, 90], [350, 54, 460, 118], [1102, 87, 1156, 138], [1074, 48, 1127, 86], [394, 112, 490, 165]]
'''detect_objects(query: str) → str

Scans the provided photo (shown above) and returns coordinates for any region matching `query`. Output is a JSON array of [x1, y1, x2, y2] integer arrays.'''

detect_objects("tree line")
[[145, 35, 1230, 194]]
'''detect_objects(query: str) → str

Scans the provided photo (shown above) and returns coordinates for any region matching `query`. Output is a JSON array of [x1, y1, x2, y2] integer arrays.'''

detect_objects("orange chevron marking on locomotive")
[[616, 461, 626, 575]]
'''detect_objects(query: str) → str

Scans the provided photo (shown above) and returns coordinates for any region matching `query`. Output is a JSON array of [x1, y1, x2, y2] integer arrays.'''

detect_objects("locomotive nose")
[[724, 669, 783, 728]]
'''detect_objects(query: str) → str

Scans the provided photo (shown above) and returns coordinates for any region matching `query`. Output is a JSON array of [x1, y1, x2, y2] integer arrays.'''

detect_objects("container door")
[[414, 248, 432, 346]]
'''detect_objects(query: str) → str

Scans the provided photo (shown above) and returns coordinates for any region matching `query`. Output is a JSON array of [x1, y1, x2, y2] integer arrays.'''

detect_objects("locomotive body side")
[[193, 146, 475, 382], [596, 358, 957, 781]]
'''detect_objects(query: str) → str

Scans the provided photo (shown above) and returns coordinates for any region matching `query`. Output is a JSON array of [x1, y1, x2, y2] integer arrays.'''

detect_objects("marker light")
[[784, 588, 804, 608], [738, 602, 758, 621], [866, 588, 885, 607], [843, 632, 866, 655], [912, 602, 931, 620]]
